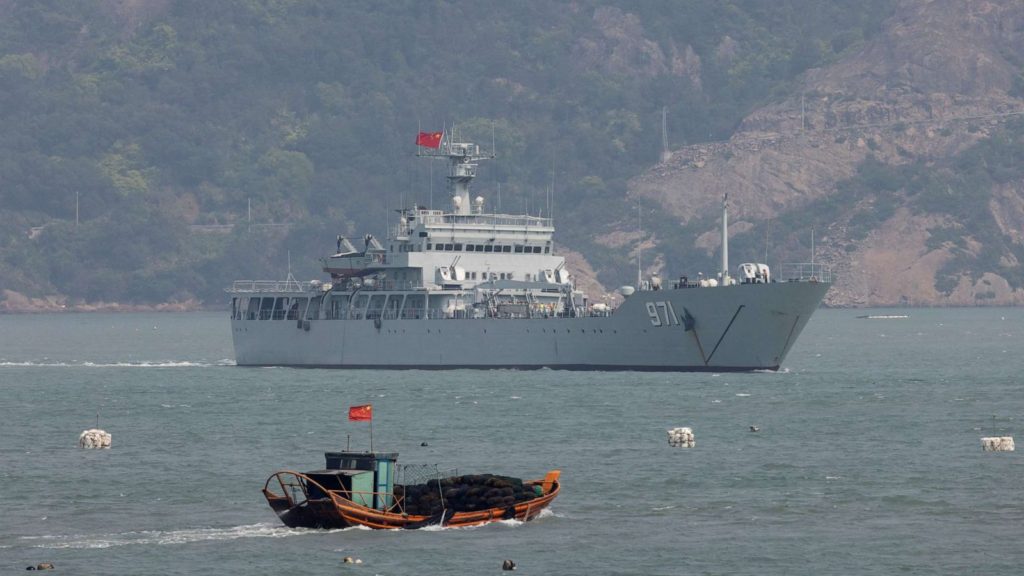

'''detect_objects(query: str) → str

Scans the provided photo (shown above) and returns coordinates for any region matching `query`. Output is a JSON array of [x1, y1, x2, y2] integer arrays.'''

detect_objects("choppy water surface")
[[1, 309, 1022, 575]]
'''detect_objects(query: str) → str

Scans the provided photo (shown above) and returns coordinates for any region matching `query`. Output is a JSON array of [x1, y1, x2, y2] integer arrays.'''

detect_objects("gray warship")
[[228, 135, 830, 371]]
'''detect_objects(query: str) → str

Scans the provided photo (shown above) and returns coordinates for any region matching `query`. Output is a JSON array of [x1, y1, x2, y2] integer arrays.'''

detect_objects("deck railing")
[[229, 279, 314, 293], [780, 262, 833, 283]]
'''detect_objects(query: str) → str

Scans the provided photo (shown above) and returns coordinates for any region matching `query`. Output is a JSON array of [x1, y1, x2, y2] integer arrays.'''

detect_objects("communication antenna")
[[721, 194, 729, 282], [764, 218, 771, 265], [661, 106, 672, 163], [810, 227, 815, 265], [801, 93, 806, 132], [550, 155, 556, 221], [636, 200, 642, 288]]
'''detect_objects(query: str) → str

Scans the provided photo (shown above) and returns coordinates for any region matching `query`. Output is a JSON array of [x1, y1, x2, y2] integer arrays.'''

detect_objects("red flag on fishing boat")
[[416, 131, 443, 149], [348, 404, 373, 421]]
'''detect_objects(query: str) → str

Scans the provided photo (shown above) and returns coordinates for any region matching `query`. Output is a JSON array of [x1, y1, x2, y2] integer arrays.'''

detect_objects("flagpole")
[[370, 417, 374, 452]]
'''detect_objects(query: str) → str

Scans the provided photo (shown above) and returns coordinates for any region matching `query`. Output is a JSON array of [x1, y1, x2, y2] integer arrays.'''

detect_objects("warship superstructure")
[[228, 135, 830, 371]]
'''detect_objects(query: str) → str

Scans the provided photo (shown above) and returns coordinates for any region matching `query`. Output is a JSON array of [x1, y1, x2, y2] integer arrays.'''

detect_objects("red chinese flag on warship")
[[348, 404, 373, 421], [416, 131, 443, 149]]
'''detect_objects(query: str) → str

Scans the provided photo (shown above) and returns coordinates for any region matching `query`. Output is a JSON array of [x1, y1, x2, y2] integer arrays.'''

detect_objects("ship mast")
[[721, 194, 730, 284], [418, 132, 494, 215]]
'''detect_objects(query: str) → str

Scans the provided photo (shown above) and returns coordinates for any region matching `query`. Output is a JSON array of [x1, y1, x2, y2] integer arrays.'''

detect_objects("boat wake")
[[0, 359, 234, 368], [18, 523, 326, 549], [415, 508, 559, 532]]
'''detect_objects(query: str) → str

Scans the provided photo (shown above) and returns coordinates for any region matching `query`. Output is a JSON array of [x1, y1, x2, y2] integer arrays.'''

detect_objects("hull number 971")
[[646, 301, 680, 327]]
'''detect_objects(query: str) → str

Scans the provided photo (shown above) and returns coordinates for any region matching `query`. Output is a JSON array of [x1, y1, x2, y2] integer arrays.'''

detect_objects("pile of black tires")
[[395, 474, 541, 516]]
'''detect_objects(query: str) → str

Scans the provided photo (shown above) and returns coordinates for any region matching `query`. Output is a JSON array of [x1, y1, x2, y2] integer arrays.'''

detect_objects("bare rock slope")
[[628, 0, 1024, 306]]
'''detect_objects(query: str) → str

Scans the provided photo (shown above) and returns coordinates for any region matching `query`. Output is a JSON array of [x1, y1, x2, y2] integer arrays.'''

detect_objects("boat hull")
[[264, 471, 559, 530], [232, 281, 829, 371]]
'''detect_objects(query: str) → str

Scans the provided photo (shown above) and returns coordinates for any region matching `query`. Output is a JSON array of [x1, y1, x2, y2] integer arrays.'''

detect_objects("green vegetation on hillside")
[[0, 0, 896, 304]]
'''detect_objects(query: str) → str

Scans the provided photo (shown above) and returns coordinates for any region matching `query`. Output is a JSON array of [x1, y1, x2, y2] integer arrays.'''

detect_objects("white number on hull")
[[646, 301, 680, 327]]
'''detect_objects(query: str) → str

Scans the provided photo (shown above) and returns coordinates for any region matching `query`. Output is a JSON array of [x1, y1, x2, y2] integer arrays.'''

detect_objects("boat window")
[[475, 245, 484, 251], [502, 246, 511, 253], [454, 243, 463, 251], [367, 294, 386, 319], [544, 247, 550, 253], [247, 298, 261, 320], [383, 295, 403, 319], [533, 246, 542, 253], [402, 294, 425, 319], [330, 294, 350, 319], [484, 245, 493, 252], [445, 243, 454, 251], [514, 245, 523, 253], [259, 297, 275, 320], [507, 272, 514, 280], [427, 243, 432, 250], [275, 297, 290, 320], [466, 245, 475, 252], [287, 298, 307, 320], [351, 294, 369, 320]]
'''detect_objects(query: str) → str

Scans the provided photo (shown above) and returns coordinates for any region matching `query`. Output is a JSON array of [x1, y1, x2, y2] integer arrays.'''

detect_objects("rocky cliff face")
[[626, 0, 1024, 306]]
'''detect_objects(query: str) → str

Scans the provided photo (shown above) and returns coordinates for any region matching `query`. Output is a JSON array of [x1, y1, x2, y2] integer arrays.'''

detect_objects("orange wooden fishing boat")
[[263, 451, 560, 529]]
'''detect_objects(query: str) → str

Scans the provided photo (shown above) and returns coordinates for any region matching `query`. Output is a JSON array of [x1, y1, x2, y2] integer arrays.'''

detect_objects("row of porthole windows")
[[463, 271, 516, 280], [427, 243, 548, 254]]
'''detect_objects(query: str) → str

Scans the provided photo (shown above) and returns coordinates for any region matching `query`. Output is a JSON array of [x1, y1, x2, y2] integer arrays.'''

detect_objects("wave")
[[19, 523, 330, 549], [0, 359, 235, 368]]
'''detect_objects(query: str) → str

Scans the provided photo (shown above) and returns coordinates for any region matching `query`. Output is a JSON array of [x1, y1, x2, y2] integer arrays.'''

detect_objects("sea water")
[[1, 308, 1022, 575]]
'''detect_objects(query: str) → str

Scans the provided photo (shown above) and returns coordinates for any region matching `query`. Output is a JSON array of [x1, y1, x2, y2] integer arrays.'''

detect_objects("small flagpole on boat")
[[346, 433, 351, 451], [370, 417, 374, 452]]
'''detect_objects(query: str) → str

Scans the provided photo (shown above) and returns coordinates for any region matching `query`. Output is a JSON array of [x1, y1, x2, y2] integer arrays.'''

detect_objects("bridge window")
[[484, 245, 493, 253], [514, 245, 523, 253]]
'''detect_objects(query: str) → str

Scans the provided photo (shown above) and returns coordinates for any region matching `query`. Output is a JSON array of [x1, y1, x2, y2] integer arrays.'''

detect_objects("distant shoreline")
[[0, 289, 215, 313]]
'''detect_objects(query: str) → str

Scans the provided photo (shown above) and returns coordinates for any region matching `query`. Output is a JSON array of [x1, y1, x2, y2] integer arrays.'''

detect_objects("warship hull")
[[231, 280, 828, 371]]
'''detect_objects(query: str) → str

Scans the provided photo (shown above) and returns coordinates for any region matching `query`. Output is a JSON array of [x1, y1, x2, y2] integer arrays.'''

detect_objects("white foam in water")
[[20, 523, 329, 549], [412, 508, 556, 532], [1, 360, 226, 368]]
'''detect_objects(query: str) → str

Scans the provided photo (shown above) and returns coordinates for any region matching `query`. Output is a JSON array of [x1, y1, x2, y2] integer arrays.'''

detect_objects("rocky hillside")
[[5, 0, 1023, 309], [628, 0, 1024, 306]]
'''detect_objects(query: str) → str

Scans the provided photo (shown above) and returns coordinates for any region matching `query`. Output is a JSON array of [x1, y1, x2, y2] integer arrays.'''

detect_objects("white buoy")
[[667, 427, 695, 448], [79, 429, 111, 449], [981, 436, 1014, 452]]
